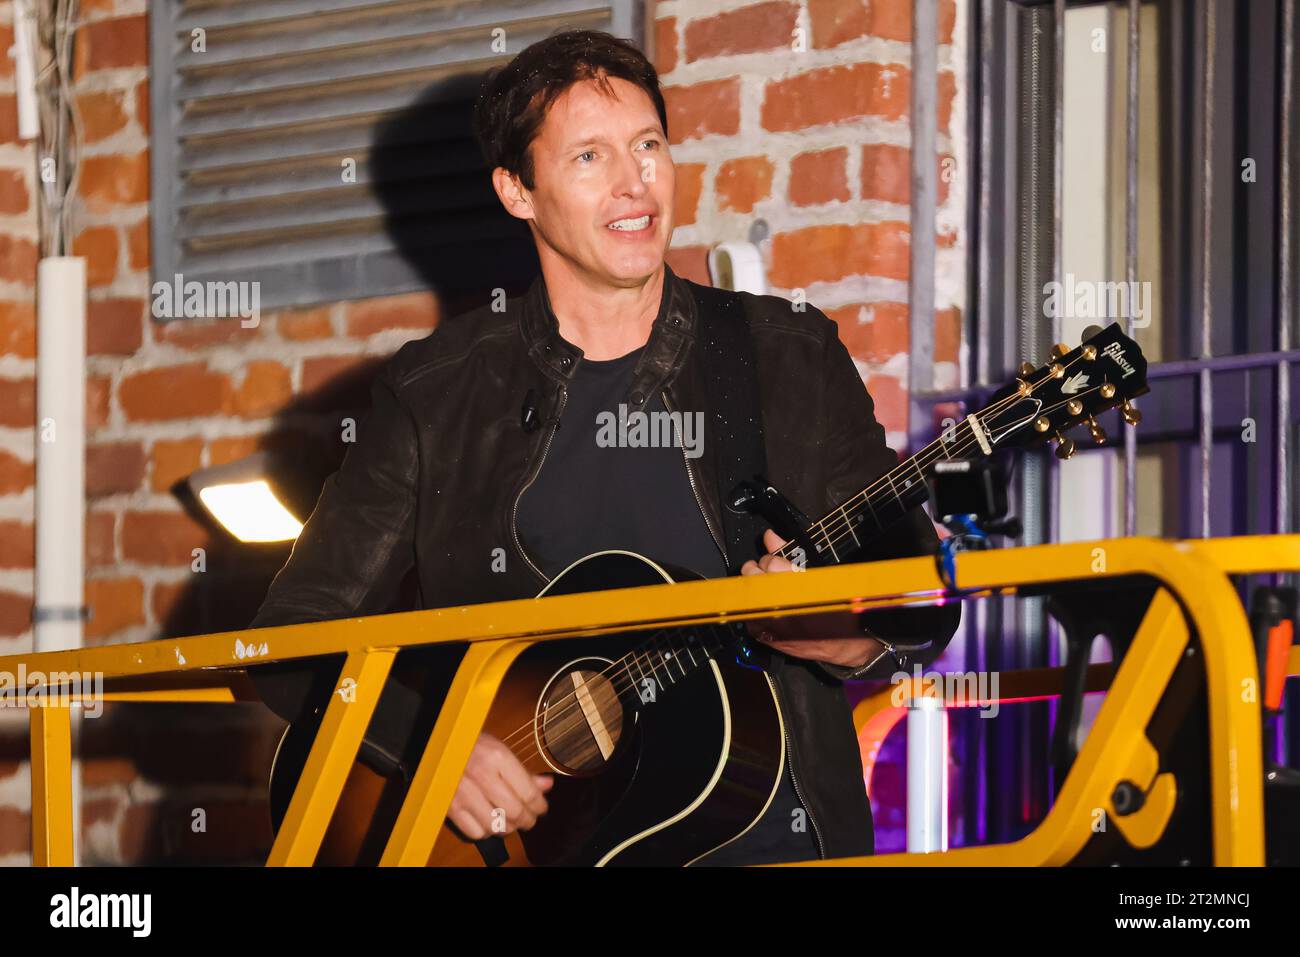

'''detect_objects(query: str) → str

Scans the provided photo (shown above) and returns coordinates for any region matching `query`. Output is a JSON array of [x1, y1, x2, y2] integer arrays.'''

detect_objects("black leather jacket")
[[248, 263, 960, 860]]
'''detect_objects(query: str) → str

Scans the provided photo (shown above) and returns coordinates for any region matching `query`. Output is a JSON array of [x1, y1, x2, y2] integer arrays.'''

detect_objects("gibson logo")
[[1102, 341, 1137, 378]]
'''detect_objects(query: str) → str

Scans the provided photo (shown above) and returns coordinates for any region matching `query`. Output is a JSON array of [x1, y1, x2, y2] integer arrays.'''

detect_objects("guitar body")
[[268, 551, 788, 866]]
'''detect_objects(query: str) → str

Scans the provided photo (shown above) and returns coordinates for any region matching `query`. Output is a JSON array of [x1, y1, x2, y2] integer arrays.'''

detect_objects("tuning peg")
[[1019, 361, 1036, 377], [1080, 344, 1098, 361], [1066, 399, 1083, 417], [1034, 415, 1052, 433], [1085, 416, 1106, 444], [1053, 433, 1077, 460], [1121, 400, 1142, 426], [1049, 342, 1070, 361], [1099, 382, 1117, 399]]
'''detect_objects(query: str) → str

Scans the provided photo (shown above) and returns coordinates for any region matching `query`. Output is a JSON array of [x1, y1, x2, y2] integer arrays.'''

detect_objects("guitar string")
[[486, 370, 1110, 767], [485, 380, 1053, 764], [486, 393, 1030, 762], [486, 412, 1013, 770], [774, 350, 1099, 563], [491, 381, 1121, 773], [490, 378, 1117, 774], [488, 407, 1013, 774], [487, 365, 1113, 768], [491, 402, 1091, 775]]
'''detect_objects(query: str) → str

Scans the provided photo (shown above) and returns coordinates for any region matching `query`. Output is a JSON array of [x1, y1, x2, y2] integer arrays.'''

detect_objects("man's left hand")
[[740, 529, 884, 669]]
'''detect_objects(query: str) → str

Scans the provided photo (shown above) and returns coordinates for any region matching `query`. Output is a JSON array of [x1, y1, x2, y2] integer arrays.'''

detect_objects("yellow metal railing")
[[3, 535, 1297, 866]]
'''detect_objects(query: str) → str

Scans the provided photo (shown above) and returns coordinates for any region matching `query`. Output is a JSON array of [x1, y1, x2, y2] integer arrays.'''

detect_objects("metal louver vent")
[[150, 0, 642, 312]]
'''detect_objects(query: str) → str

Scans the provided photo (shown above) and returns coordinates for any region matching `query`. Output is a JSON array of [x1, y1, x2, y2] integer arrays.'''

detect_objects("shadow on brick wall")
[[64, 75, 550, 865], [369, 74, 540, 307]]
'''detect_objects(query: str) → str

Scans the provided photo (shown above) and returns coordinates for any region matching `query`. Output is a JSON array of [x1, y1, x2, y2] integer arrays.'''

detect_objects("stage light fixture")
[[186, 451, 307, 543]]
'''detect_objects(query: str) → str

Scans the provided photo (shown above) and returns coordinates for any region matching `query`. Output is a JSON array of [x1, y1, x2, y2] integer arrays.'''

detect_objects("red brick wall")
[[0, 0, 44, 863], [659, 0, 967, 443], [0, 0, 968, 863]]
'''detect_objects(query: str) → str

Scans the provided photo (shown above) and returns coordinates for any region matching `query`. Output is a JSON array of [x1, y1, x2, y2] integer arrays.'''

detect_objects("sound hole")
[[537, 661, 626, 775]]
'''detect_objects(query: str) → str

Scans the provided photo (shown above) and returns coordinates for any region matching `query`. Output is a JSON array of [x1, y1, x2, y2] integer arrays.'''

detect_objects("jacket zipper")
[[511, 385, 568, 585], [664, 389, 825, 860], [766, 673, 826, 859], [662, 390, 727, 565]]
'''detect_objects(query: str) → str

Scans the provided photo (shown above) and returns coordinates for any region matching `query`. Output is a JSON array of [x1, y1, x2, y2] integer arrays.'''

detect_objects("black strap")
[[692, 284, 770, 575], [474, 835, 510, 867]]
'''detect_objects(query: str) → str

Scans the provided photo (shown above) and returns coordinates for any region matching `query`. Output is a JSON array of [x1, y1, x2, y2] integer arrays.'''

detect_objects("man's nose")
[[611, 149, 650, 196]]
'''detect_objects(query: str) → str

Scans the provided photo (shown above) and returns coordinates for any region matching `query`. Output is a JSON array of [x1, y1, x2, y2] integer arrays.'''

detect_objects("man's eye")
[[577, 151, 595, 163], [639, 139, 660, 150]]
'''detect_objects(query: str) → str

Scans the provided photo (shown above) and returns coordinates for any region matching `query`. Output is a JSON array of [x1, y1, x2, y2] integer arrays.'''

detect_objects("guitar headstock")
[[972, 323, 1149, 460]]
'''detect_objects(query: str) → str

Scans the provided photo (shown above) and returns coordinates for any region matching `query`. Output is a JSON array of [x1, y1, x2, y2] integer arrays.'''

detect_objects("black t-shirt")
[[516, 344, 819, 866], [516, 344, 723, 580]]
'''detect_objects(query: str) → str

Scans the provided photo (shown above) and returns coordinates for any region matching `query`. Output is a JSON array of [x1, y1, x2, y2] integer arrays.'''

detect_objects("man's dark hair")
[[472, 29, 668, 192]]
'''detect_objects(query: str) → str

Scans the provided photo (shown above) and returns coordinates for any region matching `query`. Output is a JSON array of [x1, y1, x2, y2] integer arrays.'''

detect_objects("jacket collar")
[[520, 263, 698, 407]]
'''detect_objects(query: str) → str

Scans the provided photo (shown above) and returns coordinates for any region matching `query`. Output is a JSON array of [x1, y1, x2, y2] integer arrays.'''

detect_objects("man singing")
[[250, 29, 960, 865]]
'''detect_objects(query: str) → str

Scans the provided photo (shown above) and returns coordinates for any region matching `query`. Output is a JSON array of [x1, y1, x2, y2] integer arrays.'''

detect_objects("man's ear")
[[491, 166, 535, 222]]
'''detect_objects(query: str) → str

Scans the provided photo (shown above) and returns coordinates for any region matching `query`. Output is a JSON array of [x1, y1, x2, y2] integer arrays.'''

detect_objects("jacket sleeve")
[[810, 314, 962, 680], [247, 364, 421, 728]]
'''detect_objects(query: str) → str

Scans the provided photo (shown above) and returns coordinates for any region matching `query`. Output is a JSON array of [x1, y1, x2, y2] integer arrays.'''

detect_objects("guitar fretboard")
[[785, 421, 978, 567]]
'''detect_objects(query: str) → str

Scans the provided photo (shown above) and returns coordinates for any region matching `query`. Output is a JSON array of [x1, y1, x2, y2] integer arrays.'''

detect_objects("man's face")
[[497, 75, 675, 287]]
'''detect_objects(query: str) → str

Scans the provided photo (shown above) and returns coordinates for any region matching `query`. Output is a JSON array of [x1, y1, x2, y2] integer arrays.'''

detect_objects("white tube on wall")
[[35, 256, 87, 866], [12, 0, 41, 141], [35, 257, 87, 654]]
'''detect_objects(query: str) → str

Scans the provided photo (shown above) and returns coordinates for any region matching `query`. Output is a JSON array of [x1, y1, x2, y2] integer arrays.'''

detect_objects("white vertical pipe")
[[906, 693, 949, 853], [35, 256, 87, 866], [11, 0, 41, 141]]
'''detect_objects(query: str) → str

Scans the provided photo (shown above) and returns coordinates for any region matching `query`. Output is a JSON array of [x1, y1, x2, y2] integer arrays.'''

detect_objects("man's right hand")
[[447, 732, 554, 840]]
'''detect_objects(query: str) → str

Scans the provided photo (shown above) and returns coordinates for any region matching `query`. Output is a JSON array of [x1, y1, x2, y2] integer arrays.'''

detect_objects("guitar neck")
[[786, 425, 975, 567]]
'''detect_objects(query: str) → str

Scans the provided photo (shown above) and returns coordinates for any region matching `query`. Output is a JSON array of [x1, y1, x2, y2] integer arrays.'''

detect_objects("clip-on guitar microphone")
[[928, 459, 1021, 592], [728, 477, 818, 561]]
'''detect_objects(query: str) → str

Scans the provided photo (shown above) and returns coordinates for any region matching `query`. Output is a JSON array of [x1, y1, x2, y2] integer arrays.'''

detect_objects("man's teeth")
[[608, 215, 650, 231]]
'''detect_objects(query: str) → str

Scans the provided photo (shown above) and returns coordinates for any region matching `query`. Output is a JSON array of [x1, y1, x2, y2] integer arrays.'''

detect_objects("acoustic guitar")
[[268, 322, 1150, 865]]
